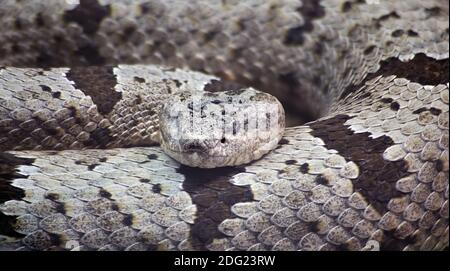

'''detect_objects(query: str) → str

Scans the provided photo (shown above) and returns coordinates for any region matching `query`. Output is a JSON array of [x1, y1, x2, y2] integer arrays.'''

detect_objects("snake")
[[0, 0, 448, 251]]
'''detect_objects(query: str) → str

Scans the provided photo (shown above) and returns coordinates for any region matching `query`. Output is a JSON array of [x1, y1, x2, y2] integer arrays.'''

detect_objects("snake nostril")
[[182, 141, 205, 152]]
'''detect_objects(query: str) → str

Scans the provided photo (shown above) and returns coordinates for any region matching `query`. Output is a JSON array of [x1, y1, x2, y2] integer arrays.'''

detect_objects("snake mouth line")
[[171, 148, 228, 158]]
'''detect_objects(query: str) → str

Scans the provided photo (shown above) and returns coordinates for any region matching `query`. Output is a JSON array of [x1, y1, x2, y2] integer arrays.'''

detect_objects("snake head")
[[159, 88, 285, 168]]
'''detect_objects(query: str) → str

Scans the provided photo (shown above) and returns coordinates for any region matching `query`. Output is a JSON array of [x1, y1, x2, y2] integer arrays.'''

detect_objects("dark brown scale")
[[435, 160, 444, 172], [152, 183, 162, 193], [315, 175, 329, 186], [66, 66, 121, 115], [407, 30, 419, 37], [63, 0, 111, 35], [178, 166, 250, 250], [134, 77, 146, 83], [284, 0, 325, 45], [52, 91, 61, 98], [390, 102, 400, 111], [300, 163, 309, 173], [340, 54, 449, 100], [99, 188, 112, 199], [373, 11, 400, 29], [87, 164, 99, 171], [310, 115, 409, 219], [363, 45, 376, 55], [0, 153, 34, 238], [122, 214, 134, 226], [285, 160, 297, 165]]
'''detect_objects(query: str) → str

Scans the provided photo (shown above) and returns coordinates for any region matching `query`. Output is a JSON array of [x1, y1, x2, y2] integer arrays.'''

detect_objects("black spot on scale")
[[407, 30, 419, 37], [178, 165, 251, 250], [147, 154, 158, 160], [425, 6, 442, 18], [87, 164, 99, 171], [111, 203, 119, 211], [391, 29, 404, 37], [285, 160, 297, 165], [55, 202, 67, 214], [99, 188, 112, 199], [373, 11, 400, 29], [390, 102, 400, 111], [315, 175, 329, 186], [99, 157, 107, 163], [39, 85, 52, 92], [173, 79, 182, 88], [122, 214, 134, 226], [435, 160, 444, 172], [300, 163, 309, 174], [139, 2, 151, 14], [306, 221, 322, 235], [279, 138, 290, 145], [430, 107, 442, 116], [309, 114, 408, 216], [363, 45, 376, 55], [134, 77, 146, 83], [152, 183, 162, 193], [45, 193, 60, 201], [412, 107, 428, 114], [52, 91, 61, 99], [341, 1, 352, 12], [412, 107, 442, 115], [139, 178, 150, 183]]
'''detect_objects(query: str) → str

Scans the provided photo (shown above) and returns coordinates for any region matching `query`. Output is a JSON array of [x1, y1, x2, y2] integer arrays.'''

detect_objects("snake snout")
[[180, 140, 207, 153]]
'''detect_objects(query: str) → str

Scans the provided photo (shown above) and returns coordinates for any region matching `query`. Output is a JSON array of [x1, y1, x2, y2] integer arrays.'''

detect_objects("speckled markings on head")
[[159, 88, 285, 168]]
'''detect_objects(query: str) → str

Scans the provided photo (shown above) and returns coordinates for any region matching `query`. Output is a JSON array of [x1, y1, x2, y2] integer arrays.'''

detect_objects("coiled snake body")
[[0, 0, 448, 251]]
